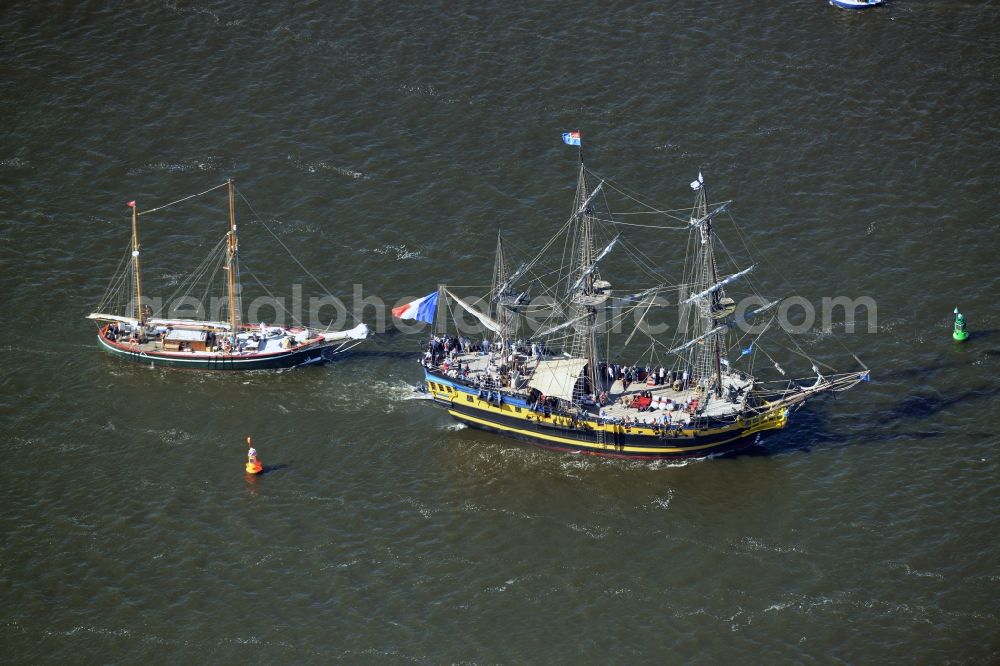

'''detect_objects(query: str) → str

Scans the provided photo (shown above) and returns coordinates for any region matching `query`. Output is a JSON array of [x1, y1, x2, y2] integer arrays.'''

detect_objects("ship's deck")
[[99, 325, 312, 356], [431, 350, 754, 425]]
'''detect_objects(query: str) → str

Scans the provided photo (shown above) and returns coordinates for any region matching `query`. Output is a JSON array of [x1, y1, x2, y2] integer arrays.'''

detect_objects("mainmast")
[[702, 181, 724, 398], [129, 201, 144, 324], [687, 175, 726, 399], [226, 179, 240, 335]]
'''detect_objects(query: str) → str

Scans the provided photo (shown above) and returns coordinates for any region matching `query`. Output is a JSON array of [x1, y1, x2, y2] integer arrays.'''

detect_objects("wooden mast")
[[569, 158, 601, 401], [703, 183, 724, 399], [226, 179, 239, 335], [130, 201, 144, 324], [492, 229, 510, 350]]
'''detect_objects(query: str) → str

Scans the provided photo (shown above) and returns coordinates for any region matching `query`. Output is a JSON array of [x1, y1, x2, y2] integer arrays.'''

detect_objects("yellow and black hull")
[[425, 369, 789, 460]]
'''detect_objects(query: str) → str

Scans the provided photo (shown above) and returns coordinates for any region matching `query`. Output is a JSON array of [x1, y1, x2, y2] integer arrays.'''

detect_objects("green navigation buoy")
[[953, 307, 969, 341]]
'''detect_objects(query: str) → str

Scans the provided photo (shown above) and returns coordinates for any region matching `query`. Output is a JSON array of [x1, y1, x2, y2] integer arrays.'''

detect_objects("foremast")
[[490, 230, 517, 349], [681, 175, 735, 400], [694, 175, 723, 398]]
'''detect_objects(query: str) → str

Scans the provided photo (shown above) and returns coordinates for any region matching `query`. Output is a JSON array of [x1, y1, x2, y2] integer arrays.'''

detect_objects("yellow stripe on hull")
[[436, 393, 788, 456], [427, 378, 788, 456]]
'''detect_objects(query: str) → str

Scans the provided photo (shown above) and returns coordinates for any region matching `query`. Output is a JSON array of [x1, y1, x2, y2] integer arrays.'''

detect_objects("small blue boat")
[[830, 0, 884, 8]]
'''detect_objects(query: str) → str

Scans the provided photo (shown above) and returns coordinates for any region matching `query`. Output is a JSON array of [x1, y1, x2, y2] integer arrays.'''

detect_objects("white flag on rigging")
[[690, 172, 704, 191]]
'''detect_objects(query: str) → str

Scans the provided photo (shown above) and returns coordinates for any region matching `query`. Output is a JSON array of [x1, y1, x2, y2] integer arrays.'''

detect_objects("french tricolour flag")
[[562, 131, 581, 146], [392, 291, 438, 323]]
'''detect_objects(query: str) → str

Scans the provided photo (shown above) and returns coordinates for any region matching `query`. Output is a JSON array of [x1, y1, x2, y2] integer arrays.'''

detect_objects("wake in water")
[[362, 243, 422, 261], [126, 156, 224, 176], [0, 157, 31, 169], [286, 156, 367, 180]]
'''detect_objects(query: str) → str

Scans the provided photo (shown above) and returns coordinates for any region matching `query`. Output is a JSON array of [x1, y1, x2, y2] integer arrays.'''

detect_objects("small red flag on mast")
[[127, 201, 136, 208]]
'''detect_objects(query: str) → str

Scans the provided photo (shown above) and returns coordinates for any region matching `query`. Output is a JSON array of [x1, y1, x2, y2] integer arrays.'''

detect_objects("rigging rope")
[[240, 260, 306, 329], [94, 240, 134, 313], [597, 217, 691, 231], [237, 188, 362, 326], [136, 182, 229, 217]]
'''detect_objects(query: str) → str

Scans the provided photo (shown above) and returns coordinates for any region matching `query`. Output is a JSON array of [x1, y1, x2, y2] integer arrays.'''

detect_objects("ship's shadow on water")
[[741, 402, 958, 459], [742, 408, 835, 457], [749, 380, 1000, 458], [883, 385, 1000, 423]]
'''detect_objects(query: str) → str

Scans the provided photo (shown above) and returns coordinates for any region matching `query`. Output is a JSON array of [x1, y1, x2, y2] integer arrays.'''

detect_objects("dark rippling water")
[[2, 1, 999, 663]]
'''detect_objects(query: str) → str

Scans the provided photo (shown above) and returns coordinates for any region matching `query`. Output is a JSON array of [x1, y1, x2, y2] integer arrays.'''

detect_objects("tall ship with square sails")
[[407, 143, 868, 459]]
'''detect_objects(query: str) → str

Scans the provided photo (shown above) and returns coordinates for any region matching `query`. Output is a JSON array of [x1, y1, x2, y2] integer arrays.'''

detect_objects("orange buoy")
[[245, 434, 263, 474]]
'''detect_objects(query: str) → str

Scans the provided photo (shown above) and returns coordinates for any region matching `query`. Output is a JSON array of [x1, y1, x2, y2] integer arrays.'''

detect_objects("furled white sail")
[[87, 313, 139, 326], [569, 235, 620, 294], [619, 285, 665, 303], [317, 323, 369, 342], [667, 325, 729, 355], [681, 265, 754, 304], [533, 313, 588, 338], [688, 201, 731, 227], [575, 181, 604, 218], [745, 298, 781, 319], [445, 289, 504, 334], [147, 318, 233, 330]]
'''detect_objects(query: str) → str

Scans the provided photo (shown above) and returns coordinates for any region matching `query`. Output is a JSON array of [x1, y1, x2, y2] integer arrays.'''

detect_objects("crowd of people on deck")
[[104, 321, 149, 345], [422, 336, 700, 392], [597, 410, 683, 431], [599, 362, 691, 391], [613, 390, 701, 415], [423, 335, 551, 390], [421, 335, 749, 431]]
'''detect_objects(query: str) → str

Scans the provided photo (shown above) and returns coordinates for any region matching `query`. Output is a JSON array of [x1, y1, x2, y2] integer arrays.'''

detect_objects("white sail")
[[688, 201, 731, 227], [569, 234, 620, 294], [666, 325, 729, 355], [87, 312, 139, 326], [533, 313, 588, 338], [575, 180, 604, 218], [445, 289, 504, 334], [496, 263, 528, 299], [745, 298, 781, 318], [682, 265, 755, 304], [318, 323, 369, 342], [147, 318, 232, 330], [619, 285, 665, 303], [528, 358, 588, 401]]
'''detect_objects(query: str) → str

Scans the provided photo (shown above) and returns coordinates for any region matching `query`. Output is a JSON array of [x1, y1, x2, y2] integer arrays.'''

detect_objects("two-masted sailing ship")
[[406, 147, 868, 459], [88, 180, 367, 370]]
